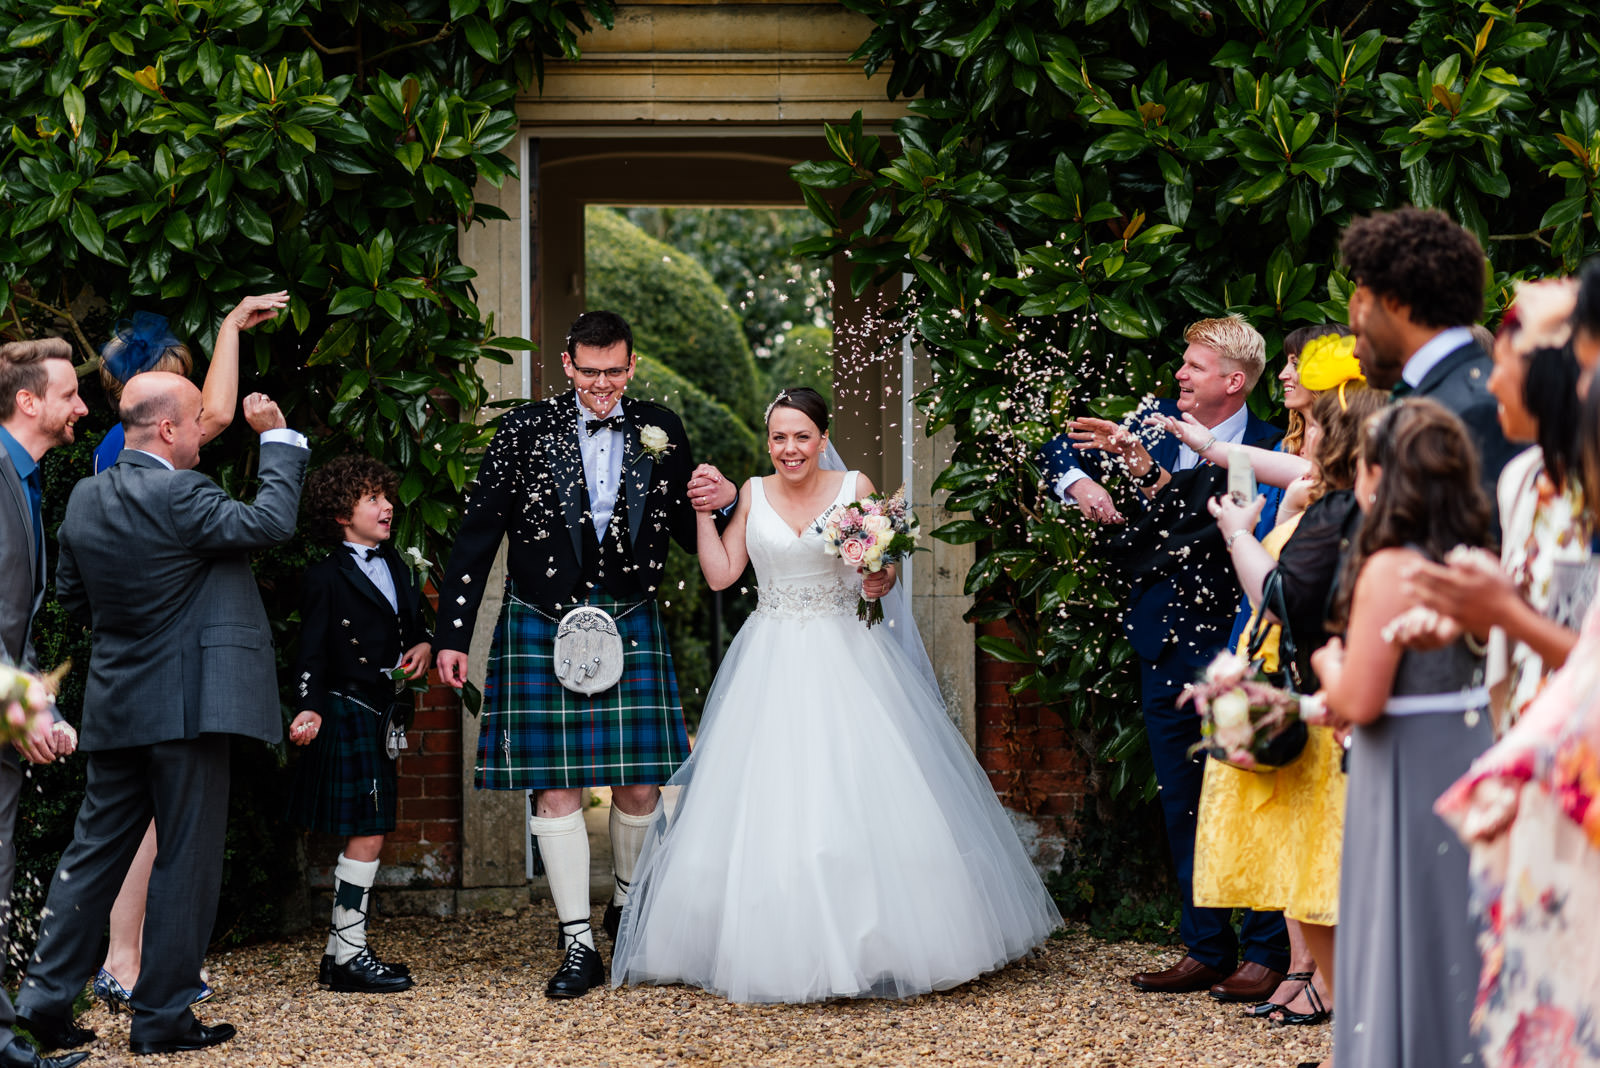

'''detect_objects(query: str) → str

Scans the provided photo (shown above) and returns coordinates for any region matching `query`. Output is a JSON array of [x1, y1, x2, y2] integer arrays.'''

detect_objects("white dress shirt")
[[344, 540, 399, 612], [576, 394, 625, 541], [1175, 403, 1250, 471], [128, 427, 307, 471]]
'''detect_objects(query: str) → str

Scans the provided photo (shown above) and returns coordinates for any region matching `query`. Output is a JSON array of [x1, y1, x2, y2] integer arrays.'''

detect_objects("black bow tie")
[[353, 546, 380, 561], [586, 415, 625, 436]]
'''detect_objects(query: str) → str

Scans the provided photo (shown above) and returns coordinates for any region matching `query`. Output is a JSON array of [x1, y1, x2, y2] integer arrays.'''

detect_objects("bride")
[[611, 387, 1061, 1003]]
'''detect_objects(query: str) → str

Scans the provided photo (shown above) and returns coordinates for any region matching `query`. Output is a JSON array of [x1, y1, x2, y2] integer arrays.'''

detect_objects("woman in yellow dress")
[[1163, 333, 1382, 1048]]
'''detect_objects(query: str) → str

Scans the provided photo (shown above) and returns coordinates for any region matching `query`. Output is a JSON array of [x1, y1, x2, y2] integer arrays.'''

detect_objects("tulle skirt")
[[611, 607, 1061, 1003]]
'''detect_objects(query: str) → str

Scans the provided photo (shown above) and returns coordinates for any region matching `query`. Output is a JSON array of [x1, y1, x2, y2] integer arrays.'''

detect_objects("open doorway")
[[581, 203, 832, 726]]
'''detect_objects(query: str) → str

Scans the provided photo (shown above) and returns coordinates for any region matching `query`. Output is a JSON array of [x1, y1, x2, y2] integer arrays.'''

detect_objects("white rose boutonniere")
[[403, 545, 432, 583], [639, 424, 673, 460]]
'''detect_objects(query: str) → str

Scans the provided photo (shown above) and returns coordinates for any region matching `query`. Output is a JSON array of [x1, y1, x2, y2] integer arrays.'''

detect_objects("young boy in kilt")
[[434, 310, 736, 998], [285, 455, 432, 994]]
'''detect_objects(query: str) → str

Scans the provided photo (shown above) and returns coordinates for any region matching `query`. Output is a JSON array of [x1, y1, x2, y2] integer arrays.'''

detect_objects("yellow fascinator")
[[1297, 333, 1364, 392]]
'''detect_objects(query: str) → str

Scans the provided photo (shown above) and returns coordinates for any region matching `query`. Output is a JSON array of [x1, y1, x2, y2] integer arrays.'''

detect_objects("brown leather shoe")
[[1128, 955, 1227, 993], [1209, 961, 1287, 1002]]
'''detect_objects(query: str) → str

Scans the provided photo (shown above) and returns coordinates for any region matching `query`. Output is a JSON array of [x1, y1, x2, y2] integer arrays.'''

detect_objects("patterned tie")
[[586, 415, 624, 436]]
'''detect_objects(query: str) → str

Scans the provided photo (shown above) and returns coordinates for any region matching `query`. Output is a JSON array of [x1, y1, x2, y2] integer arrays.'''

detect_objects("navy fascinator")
[[101, 311, 182, 384]]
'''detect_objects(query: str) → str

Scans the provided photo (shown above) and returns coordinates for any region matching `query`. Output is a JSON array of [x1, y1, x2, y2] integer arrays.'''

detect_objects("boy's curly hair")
[[302, 455, 398, 545]]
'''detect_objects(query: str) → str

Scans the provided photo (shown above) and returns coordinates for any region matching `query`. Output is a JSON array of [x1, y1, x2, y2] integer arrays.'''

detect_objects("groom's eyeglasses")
[[570, 365, 631, 381]]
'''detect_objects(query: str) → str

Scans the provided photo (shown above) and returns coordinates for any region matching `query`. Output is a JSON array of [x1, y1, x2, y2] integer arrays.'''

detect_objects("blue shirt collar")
[[0, 425, 37, 482]]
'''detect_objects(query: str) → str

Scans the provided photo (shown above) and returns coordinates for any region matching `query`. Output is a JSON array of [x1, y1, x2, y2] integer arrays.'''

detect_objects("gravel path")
[[69, 904, 1328, 1066]]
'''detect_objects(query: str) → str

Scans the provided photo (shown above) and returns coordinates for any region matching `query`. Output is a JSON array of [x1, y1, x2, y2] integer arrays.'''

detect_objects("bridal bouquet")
[[0, 660, 62, 745], [1181, 651, 1307, 771], [821, 487, 920, 628]]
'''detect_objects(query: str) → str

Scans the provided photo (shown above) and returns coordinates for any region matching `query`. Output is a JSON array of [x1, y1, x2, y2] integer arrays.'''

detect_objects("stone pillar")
[[454, 162, 535, 911]]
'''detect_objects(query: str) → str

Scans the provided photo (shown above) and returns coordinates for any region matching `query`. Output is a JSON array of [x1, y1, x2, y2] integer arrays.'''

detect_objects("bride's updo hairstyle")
[[765, 387, 830, 433]]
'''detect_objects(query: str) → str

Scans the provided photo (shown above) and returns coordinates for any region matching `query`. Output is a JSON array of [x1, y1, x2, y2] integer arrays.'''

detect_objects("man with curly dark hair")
[[285, 454, 430, 995], [1339, 207, 1517, 516]]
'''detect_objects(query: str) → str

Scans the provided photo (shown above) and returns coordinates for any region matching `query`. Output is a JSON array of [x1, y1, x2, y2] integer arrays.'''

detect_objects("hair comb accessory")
[[1297, 333, 1364, 393], [101, 311, 181, 384], [764, 389, 791, 424]]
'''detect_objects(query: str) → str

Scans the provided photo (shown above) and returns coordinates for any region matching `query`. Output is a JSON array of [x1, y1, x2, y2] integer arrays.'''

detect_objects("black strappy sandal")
[[1272, 978, 1331, 1026], [1244, 970, 1312, 1018]]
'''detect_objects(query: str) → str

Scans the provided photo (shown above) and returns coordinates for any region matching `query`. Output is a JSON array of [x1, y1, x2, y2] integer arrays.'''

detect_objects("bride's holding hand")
[[693, 398, 894, 600]]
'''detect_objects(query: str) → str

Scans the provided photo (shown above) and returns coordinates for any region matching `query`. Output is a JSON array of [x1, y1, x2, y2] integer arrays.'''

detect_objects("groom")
[[435, 310, 734, 998]]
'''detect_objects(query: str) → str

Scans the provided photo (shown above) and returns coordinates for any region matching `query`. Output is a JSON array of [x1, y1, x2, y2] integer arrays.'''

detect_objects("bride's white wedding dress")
[[612, 472, 1061, 1003]]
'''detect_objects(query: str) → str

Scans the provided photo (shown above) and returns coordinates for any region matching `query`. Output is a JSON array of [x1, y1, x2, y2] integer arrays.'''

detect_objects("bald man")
[[17, 374, 308, 1057]]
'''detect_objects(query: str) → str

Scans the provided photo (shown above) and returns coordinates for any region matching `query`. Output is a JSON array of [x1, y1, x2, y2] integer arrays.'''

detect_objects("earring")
[[1367, 492, 1377, 505]]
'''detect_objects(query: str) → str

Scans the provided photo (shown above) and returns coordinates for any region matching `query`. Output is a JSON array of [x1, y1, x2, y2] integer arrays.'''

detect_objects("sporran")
[[553, 604, 625, 695]]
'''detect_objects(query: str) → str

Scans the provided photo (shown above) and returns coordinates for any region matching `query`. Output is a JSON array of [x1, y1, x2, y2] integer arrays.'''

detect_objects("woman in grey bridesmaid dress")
[[1310, 400, 1495, 1068]]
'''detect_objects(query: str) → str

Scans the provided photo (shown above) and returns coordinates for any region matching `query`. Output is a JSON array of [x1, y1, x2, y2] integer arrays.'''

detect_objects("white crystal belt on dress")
[[754, 580, 858, 620], [1383, 686, 1490, 716]]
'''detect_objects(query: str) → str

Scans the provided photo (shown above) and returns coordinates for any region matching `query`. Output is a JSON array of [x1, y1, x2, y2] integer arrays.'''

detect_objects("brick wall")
[[974, 620, 1088, 871]]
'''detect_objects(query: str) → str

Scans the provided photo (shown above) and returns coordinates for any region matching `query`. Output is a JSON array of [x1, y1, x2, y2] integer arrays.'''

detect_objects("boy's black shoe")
[[327, 948, 414, 994]]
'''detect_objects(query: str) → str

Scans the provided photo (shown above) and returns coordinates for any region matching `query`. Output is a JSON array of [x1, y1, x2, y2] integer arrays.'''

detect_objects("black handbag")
[[1222, 568, 1307, 770]]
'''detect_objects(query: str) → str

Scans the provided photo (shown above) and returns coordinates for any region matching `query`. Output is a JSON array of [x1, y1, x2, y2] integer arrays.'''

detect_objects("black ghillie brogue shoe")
[[327, 948, 415, 994], [319, 951, 411, 988]]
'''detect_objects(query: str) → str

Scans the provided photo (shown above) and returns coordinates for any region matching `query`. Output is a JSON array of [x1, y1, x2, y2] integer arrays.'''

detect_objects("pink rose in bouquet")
[[821, 487, 921, 627], [1181, 650, 1306, 771], [0, 660, 65, 745]]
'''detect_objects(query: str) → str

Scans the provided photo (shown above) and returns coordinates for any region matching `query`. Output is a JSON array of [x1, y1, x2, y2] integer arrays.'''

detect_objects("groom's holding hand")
[[435, 310, 733, 998]]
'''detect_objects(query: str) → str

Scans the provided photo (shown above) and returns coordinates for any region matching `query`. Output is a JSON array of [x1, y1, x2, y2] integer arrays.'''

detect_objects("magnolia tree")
[[795, 0, 1600, 801], [0, 0, 611, 945], [0, 0, 613, 557]]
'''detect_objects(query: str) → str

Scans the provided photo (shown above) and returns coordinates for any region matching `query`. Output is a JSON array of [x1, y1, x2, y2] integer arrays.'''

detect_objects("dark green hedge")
[[587, 207, 768, 432]]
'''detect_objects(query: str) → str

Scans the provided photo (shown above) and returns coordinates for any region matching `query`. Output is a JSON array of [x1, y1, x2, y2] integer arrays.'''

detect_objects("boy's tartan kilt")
[[285, 691, 398, 837], [475, 587, 689, 790]]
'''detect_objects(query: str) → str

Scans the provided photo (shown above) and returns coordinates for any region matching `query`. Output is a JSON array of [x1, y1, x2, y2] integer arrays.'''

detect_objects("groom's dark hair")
[[565, 310, 633, 357], [1339, 207, 1486, 328]]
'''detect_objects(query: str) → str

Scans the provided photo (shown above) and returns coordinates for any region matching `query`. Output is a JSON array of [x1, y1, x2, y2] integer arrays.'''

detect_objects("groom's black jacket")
[[434, 390, 699, 650]]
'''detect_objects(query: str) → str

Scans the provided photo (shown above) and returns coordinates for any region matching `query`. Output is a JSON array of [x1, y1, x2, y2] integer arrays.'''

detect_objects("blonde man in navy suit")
[[285, 455, 431, 995]]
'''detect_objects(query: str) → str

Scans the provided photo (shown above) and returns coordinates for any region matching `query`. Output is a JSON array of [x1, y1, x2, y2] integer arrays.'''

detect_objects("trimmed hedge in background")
[[586, 207, 768, 432]]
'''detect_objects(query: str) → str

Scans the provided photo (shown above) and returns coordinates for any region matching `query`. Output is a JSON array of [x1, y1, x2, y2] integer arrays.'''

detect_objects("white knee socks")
[[609, 805, 654, 906], [329, 854, 380, 965], [530, 810, 593, 950]]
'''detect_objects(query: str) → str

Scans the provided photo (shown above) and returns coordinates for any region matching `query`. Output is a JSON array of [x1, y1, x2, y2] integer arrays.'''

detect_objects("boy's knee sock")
[[330, 853, 381, 965]]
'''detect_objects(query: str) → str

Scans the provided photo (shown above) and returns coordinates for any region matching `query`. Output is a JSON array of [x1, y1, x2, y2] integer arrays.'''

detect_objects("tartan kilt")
[[285, 691, 399, 837], [476, 588, 689, 790]]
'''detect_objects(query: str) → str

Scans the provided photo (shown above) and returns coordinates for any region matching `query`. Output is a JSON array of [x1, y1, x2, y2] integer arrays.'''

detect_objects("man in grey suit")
[[0, 339, 89, 1068], [16, 372, 308, 1057]]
